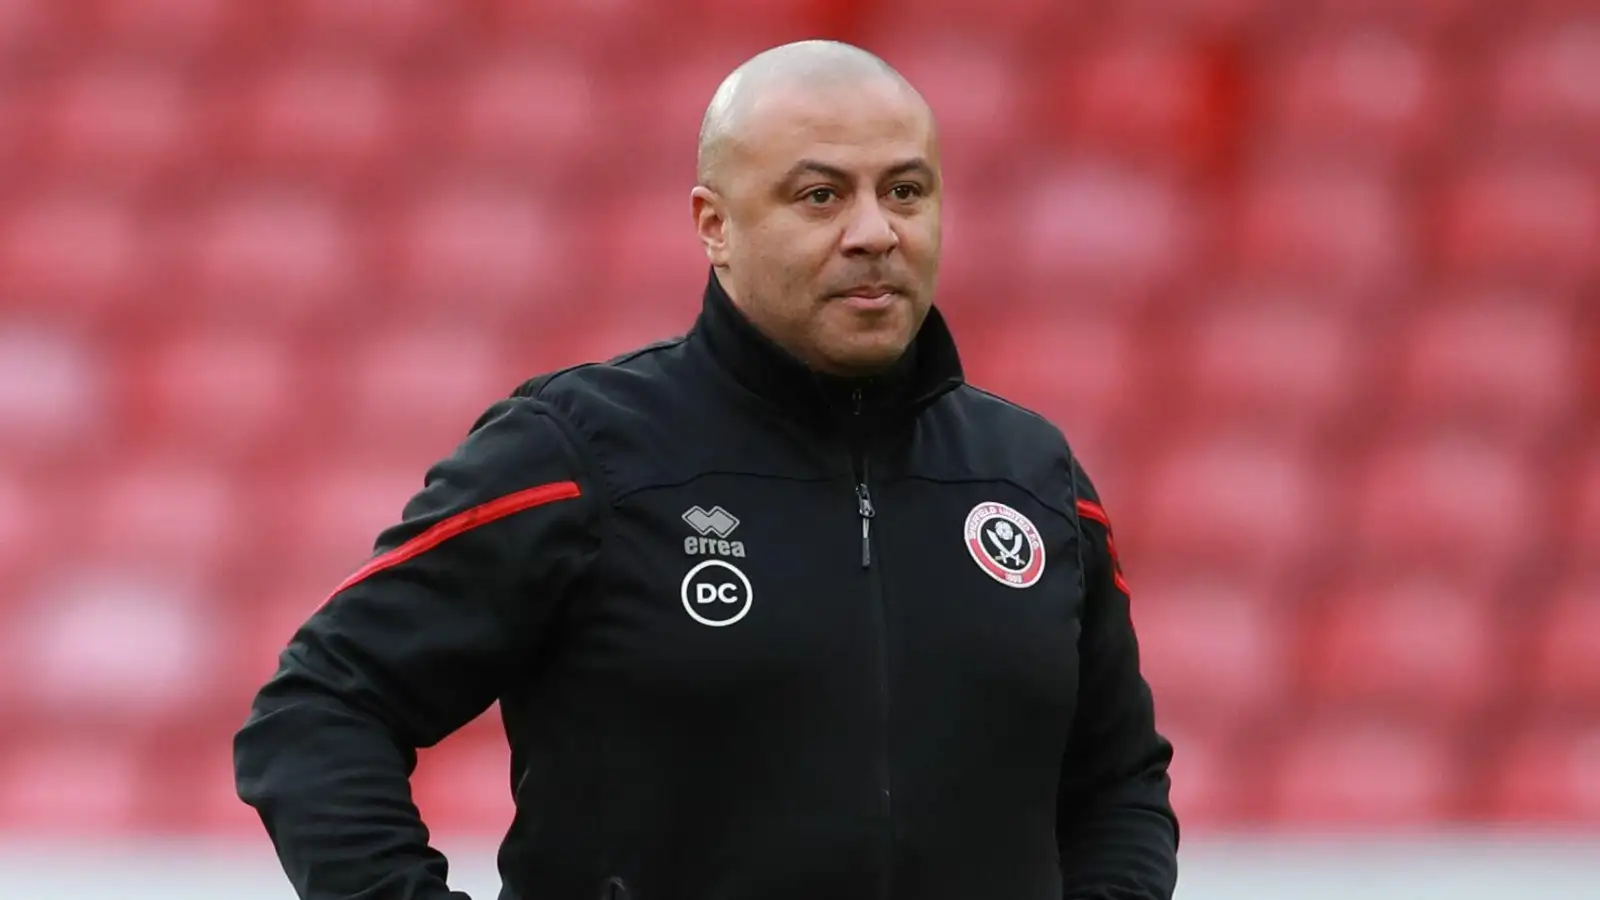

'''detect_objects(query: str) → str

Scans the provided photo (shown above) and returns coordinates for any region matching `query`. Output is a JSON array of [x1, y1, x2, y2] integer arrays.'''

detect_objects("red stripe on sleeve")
[[1075, 498, 1132, 595], [324, 480, 582, 602], [1075, 499, 1112, 529]]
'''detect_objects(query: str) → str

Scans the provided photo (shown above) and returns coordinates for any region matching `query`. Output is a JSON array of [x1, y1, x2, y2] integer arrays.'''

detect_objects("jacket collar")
[[690, 268, 964, 428]]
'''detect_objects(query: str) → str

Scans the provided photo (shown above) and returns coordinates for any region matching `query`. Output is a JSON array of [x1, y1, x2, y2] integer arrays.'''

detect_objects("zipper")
[[850, 388, 893, 900], [855, 478, 875, 568], [848, 385, 875, 572]]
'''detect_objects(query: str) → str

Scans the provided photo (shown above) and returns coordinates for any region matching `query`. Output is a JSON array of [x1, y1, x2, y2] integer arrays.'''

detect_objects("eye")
[[804, 187, 837, 205], [889, 183, 923, 201]]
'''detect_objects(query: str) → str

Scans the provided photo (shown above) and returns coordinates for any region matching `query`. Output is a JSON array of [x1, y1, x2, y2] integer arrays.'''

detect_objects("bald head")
[[696, 40, 926, 189], [688, 40, 943, 377]]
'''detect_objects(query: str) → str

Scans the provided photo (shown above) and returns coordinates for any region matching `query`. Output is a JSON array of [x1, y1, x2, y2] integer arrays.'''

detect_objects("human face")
[[693, 79, 942, 376]]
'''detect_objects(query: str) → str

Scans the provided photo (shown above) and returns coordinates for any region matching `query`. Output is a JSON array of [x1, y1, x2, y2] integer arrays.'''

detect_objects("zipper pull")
[[856, 482, 875, 568], [852, 387, 864, 416]]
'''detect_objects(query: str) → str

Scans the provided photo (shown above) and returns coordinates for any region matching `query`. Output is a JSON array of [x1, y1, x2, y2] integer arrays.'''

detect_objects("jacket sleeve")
[[1057, 456, 1179, 899], [233, 397, 601, 900]]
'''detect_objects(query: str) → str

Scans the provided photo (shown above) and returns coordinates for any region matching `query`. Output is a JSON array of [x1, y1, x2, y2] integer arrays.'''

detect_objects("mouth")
[[832, 285, 903, 310]]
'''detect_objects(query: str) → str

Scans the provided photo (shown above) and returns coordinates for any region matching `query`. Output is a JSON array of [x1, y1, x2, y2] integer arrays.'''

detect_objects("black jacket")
[[234, 271, 1179, 900]]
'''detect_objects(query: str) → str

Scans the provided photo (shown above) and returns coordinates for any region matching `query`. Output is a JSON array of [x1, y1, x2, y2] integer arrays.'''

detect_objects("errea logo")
[[682, 505, 746, 558]]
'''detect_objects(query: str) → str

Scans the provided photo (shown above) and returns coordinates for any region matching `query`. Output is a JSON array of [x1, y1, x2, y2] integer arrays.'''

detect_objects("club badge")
[[964, 501, 1045, 589]]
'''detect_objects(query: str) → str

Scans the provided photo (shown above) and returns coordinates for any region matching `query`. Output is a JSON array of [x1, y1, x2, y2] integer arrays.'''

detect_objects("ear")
[[690, 185, 731, 267]]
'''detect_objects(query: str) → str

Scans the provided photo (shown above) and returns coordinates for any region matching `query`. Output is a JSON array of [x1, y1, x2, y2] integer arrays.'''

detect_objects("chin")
[[826, 338, 912, 376]]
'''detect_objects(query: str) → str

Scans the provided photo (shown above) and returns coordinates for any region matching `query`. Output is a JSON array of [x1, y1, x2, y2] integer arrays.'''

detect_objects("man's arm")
[[1057, 457, 1179, 899], [233, 397, 601, 900]]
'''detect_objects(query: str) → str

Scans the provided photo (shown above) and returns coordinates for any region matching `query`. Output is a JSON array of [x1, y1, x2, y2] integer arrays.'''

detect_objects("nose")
[[840, 195, 900, 257]]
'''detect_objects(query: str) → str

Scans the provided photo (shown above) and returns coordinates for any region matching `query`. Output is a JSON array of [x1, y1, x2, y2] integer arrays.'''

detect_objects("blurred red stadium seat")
[[0, 472, 38, 589], [1392, 291, 1581, 442], [1570, 447, 1600, 570], [332, 325, 522, 451], [589, 188, 716, 302], [441, 50, 601, 178], [1257, 24, 1451, 165], [216, 57, 401, 181], [924, 205, 1016, 314], [1265, 717, 1464, 826], [1302, 576, 1499, 723], [79, 458, 243, 577], [37, 60, 195, 189], [1035, 29, 1231, 169], [1527, 578, 1600, 713], [1483, 19, 1600, 152], [688, 0, 843, 38], [1230, 161, 1414, 287], [1126, 573, 1292, 728], [861, 0, 1061, 38], [1523, 0, 1600, 13], [390, 180, 577, 322], [1011, 161, 1198, 290], [79, 0, 262, 56], [1133, 431, 1327, 577], [0, 325, 108, 465], [126, 327, 304, 464], [0, 189, 148, 321], [1282, 0, 1494, 41], [179, 189, 365, 327], [280, 0, 459, 56], [595, 57, 728, 177], [157, 737, 261, 836], [1201, 275, 1398, 316], [1349, 433, 1543, 582], [1177, 294, 1366, 438], [0, 466, 72, 596], [1485, 720, 1600, 825], [1435, 154, 1600, 284], [1070, 31, 1219, 150], [485, 0, 668, 51], [0, 74, 25, 182], [0, 730, 143, 834], [0, 0, 51, 56], [4, 569, 221, 730], [1112, 0, 1280, 32]]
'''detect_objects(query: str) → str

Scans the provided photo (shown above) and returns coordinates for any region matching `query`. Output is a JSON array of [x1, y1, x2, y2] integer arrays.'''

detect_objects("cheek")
[[760, 225, 837, 278], [739, 227, 832, 312], [899, 214, 940, 258]]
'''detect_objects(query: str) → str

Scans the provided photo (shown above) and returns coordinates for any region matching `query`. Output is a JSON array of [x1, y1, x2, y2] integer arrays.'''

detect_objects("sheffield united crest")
[[963, 501, 1045, 589]]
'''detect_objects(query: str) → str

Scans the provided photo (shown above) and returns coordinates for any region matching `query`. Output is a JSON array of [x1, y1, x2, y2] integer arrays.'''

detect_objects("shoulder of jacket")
[[947, 383, 1075, 458], [497, 336, 689, 505], [509, 335, 687, 403]]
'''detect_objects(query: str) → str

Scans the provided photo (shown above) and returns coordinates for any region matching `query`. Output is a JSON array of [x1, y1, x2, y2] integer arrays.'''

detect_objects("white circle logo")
[[964, 501, 1046, 589], [680, 559, 753, 627]]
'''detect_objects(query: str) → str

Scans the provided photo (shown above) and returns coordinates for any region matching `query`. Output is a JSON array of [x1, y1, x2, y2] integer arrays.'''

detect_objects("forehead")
[[734, 80, 935, 175]]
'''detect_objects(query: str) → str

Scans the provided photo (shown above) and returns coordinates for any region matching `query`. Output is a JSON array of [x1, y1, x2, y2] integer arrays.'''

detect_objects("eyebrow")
[[783, 157, 936, 185]]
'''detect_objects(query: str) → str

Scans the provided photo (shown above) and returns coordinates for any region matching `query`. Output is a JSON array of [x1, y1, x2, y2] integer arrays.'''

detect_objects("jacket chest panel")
[[557, 468, 1085, 727], [873, 477, 1084, 726], [570, 473, 879, 706]]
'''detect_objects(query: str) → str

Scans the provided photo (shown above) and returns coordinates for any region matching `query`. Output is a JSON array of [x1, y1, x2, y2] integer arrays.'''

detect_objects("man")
[[235, 40, 1178, 900]]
